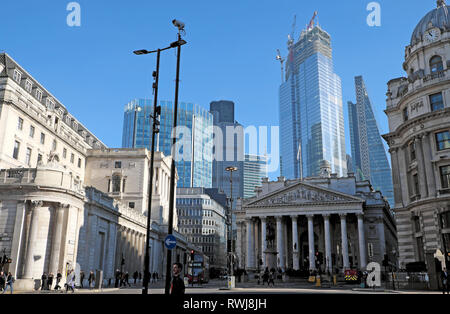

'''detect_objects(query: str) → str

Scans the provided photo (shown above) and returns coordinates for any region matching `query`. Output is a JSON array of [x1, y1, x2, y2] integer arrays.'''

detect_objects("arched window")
[[112, 174, 121, 193], [430, 55, 444, 73]]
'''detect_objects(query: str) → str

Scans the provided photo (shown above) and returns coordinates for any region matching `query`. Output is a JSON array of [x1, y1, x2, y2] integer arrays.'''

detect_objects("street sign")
[[165, 235, 177, 250]]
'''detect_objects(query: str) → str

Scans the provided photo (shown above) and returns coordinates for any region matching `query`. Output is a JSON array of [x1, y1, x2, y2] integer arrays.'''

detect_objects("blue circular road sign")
[[165, 235, 177, 250]]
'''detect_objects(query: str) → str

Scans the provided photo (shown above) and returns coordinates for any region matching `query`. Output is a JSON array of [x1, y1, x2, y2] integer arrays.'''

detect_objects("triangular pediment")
[[246, 181, 364, 207]]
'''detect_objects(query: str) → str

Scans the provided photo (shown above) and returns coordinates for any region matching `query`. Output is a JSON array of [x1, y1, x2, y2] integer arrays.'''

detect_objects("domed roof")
[[411, 1, 450, 45]]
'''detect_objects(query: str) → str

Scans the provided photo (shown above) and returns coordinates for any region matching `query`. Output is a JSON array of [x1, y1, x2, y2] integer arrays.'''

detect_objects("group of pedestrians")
[[0, 271, 14, 294], [40, 272, 63, 291], [257, 268, 276, 287]]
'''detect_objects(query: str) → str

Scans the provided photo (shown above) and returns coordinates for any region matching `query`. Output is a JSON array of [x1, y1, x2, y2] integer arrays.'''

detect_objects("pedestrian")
[[133, 271, 138, 285], [170, 263, 185, 296], [262, 268, 269, 286], [47, 273, 54, 290], [3, 272, 14, 294], [0, 271, 6, 292], [41, 272, 48, 291], [115, 269, 120, 288], [88, 271, 95, 289], [268, 270, 275, 287], [139, 272, 142, 282], [80, 271, 85, 289], [441, 268, 449, 294], [55, 272, 62, 291], [424, 273, 430, 290], [66, 270, 75, 293], [125, 272, 131, 287]]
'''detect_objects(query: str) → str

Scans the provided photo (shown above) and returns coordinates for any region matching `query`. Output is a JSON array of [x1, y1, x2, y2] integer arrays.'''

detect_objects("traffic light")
[[190, 250, 195, 260]]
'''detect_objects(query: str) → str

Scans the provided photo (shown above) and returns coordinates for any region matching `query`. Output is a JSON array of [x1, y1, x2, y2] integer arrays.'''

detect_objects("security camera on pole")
[[133, 20, 187, 295], [165, 19, 187, 295]]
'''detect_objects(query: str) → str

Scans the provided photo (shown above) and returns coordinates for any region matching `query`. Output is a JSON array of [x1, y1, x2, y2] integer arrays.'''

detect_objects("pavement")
[[10, 279, 443, 295]]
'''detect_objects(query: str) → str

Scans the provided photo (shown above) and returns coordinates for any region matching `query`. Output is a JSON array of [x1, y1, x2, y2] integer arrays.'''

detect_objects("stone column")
[[340, 214, 350, 270], [49, 204, 68, 274], [307, 215, 315, 270], [415, 136, 428, 198], [246, 219, 254, 270], [23, 201, 43, 279], [357, 214, 367, 269], [398, 147, 410, 205], [323, 214, 332, 274], [276, 216, 285, 271], [422, 132, 437, 197], [291, 216, 300, 271], [261, 217, 267, 269], [390, 148, 403, 207]]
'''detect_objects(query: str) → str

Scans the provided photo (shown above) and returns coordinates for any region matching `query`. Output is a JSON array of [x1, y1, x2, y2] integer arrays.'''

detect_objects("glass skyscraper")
[[122, 99, 213, 188], [348, 76, 394, 207], [279, 25, 347, 179], [243, 154, 268, 199]]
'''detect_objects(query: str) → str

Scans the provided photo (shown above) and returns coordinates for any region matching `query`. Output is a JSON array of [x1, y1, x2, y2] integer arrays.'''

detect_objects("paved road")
[[14, 280, 442, 294]]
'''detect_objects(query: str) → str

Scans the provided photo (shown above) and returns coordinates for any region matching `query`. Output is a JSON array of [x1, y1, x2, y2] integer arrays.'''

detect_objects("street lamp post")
[[165, 20, 187, 295], [133, 30, 186, 295], [226, 166, 238, 277]]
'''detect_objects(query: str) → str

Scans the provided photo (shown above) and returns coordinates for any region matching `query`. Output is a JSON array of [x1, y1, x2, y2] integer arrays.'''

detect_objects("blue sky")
[[1, 0, 437, 179]]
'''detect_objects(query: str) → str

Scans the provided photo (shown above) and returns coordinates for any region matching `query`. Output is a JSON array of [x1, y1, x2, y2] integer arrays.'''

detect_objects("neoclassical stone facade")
[[236, 169, 397, 275], [383, 1, 450, 288], [0, 52, 198, 290]]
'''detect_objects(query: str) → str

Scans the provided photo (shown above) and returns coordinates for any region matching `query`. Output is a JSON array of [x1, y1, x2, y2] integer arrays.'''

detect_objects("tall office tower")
[[243, 154, 268, 199], [279, 22, 347, 179], [122, 99, 213, 188], [348, 76, 394, 207], [209, 101, 244, 209]]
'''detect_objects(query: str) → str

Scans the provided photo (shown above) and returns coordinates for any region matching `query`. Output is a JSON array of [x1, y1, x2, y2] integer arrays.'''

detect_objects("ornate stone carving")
[[31, 200, 44, 208], [250, 185, 349, 206]]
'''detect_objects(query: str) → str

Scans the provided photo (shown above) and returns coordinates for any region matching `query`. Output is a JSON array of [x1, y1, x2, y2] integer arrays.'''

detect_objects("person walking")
[[41, 272, 48, 291], [262, 268, 269, 286], [441, 268, 449, 294], [88, 271, 95, 289], [3, 272, 14, 294], [268, 270, 275, 287], [55, 272, 62, 291], [115, 269, 120, 288], [80, 271, 85, 289], [133, 271, 138, 285], [124, 272, 131, 287], [66, 270, 75, 293], [47, 273, 54, 291], [0, 271, 6, 292], [170, 263, 185, 296]]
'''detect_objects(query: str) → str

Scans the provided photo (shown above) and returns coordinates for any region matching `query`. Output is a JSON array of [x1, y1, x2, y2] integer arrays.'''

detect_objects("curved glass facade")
[[279, 26, 347, 179], [122, 99, 213, 188]]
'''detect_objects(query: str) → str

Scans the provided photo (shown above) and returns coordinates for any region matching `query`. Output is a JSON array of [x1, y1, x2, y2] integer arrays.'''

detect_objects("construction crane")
[[288, 15, 296, 47], [276, 49, 285, 83]]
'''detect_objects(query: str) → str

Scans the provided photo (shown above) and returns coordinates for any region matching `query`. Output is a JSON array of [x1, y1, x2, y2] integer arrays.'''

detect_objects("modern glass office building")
[[348, 76, 394, 207], [122, 99, 213, 188], [279, 24, 347, 179], [243, 154, 268, 199]]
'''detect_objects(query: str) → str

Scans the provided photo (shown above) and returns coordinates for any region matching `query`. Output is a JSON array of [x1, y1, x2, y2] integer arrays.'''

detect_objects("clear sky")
[[1, 0, 438, 179]]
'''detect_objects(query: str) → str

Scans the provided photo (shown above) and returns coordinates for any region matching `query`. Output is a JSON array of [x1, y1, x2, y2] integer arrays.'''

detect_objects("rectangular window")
[[13, 141, 20, 160], [410, 141, 416, 161], [78, 158, 82, 168], [40, 133, 45, 145], [413, 174, 420, 196], [129, 202, 135, 209], [46, 98, 55, 110], [115, 161, 122, 169], [414, 216, 421, 233], [37, 154, 43, 164], [70, 154, 74, 164], [440, 211, 450, 229], [436, 131, 450, 151], [18, 117, 23, 130], [13, 69, 22, 83], [29, 126, 35, 138], [25, 148, 32, 166], [63, 148, 67, 159], [52, 139, 57, 151], [430, 93, 444, 111], [440, 166, 450, 190], [35, 89, 43, 102], [25, 80, 33, 93]]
